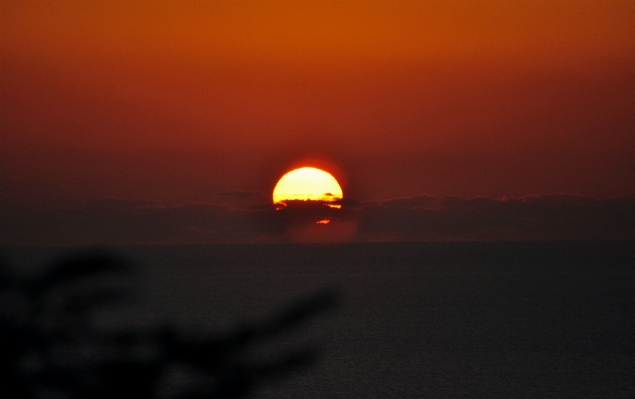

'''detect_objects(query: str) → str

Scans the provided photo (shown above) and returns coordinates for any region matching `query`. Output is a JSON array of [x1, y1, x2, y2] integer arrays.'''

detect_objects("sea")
[[2, 241, 634, 398]]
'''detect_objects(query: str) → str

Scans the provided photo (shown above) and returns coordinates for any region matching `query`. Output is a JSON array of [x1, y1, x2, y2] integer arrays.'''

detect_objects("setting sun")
[[273, 167, 343, 207]]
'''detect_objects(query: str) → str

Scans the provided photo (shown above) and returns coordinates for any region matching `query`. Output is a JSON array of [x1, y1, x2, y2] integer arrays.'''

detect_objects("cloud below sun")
[[2, 194, 634, 246]]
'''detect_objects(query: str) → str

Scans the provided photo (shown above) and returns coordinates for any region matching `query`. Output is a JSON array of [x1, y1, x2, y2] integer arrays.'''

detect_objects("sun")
[[273, 167, 343, 207]]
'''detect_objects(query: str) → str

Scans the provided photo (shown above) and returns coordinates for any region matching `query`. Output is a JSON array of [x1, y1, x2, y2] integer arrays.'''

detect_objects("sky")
[[2, 1, 635, 245]]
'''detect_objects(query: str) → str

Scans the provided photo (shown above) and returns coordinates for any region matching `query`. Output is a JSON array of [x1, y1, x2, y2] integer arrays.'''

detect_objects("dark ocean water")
[[3, 241, 635, 398]]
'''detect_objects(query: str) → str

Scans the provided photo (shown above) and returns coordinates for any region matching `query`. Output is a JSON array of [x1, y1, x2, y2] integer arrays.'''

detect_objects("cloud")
[[1, 194, 633, 245], [0, 199, 281, 246], [358, 194, 635, 241]]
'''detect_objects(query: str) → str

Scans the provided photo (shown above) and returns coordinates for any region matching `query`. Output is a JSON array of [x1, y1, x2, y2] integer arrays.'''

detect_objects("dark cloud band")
[[1, 195, 634, 246]]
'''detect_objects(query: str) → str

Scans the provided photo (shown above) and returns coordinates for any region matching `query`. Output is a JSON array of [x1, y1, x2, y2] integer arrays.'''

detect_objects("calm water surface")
[[4, 242, 635, 398]]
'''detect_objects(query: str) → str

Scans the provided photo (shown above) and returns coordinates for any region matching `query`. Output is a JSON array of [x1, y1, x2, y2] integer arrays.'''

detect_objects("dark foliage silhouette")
[[0, 252, 339, 399]]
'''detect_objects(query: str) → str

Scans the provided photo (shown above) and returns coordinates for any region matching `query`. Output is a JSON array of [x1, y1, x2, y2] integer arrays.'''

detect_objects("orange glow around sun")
[[273, 167, 343, 208]]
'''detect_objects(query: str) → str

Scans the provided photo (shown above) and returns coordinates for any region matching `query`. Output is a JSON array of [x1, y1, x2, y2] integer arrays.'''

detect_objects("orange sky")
[[2, 1, 635, 209]]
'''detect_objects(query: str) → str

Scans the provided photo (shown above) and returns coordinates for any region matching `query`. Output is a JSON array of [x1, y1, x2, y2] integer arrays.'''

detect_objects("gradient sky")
[[2, 1, 635, 244]]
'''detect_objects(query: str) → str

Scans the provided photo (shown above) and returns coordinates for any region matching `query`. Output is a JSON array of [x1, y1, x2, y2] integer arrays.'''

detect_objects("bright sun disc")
[[273, 167, 343, 207]]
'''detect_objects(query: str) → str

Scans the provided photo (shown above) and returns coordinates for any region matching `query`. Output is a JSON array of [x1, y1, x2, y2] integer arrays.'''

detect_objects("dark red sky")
[[2, 1, 635, 244]]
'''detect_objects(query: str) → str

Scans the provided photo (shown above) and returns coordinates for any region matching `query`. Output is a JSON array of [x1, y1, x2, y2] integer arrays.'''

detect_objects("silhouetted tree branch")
[[1, 252, 339, 399]]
